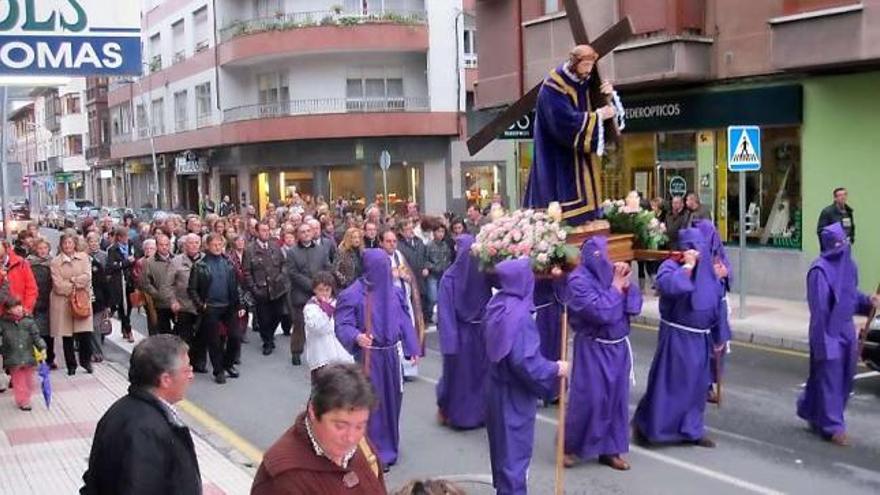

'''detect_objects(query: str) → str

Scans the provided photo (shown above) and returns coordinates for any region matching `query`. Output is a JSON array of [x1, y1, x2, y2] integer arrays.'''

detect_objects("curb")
[[631, 314, 811, 355]]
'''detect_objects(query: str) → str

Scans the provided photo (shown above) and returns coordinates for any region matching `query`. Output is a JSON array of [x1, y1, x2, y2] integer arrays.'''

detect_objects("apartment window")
[[111, 104, 131, 137], [151, 98, 165, 135], [149, 33, 162, 72], [195, 82, 212, 126], [193, 7, 209, 53], [257, 72, 290, 115], [101, 117, 109, 145], [254, 0, 282, 18], [544, 0, 560, 14], [64, 94, 81, 115], [346, 68, 405, 111], [463, 28, 477, 68], [174, 90, 188, 132], [64, 135, 83, 156], [172, 20, 186, 63]]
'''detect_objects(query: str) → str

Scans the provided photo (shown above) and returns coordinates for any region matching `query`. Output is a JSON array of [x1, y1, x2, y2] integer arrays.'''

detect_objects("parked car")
[[861, 314, 880, 372], [61, 199, 94, 229]]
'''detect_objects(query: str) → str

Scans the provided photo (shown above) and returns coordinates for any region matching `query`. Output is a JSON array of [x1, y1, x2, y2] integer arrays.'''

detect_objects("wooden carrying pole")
[[363, 294, 373, 377], [555, 306, 570, 495]]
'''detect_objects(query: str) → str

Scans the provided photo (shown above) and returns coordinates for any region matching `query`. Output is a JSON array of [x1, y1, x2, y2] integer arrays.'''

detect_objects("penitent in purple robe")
[[524, 64, 608, 225], [335, 249, 420, 466], [563, 236, 642, 460], [534, 278, 563, 400], [797, 224, 873, 438], [633, 228, 721, 444], [436, 235, 492, 429], [694, 219, 732, 387], [485, 259, 560, 495]]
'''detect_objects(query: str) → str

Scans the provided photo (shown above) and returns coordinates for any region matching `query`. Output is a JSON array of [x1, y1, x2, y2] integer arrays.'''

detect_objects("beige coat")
[[49, 252, 93, 337]]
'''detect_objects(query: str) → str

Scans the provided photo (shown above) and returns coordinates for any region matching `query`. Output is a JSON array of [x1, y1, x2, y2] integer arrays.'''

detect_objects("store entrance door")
[[657, 161, 696, 200]]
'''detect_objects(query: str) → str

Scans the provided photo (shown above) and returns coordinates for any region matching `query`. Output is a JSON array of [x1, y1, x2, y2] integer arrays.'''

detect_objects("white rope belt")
[[364, 343, 398, 351], [534, 302, 556, 311], [660, 319, 711, 335], [592, 336, 636, 386]]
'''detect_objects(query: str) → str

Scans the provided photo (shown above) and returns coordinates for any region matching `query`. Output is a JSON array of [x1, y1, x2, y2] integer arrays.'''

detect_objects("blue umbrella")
[[37, 361, 52, 408]]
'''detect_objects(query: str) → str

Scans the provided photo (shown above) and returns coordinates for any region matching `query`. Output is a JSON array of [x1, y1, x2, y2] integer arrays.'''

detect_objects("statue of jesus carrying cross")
[[523, 44, 626, 226]]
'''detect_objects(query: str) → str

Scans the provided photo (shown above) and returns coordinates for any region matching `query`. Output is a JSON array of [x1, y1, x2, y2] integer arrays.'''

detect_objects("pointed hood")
[[812, 223, 856, 303], [579, 235, 613, 287], [484, 258, 534, 363], [677, 228, 721, 311], [360, 248, 401, 344], [449, 235, 492, 322]]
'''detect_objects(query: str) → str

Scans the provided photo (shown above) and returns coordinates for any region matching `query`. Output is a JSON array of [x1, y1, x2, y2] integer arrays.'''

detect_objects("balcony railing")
[[223, 97, 430, 123], [85, 144, 110, 161], [219, 9, 427, 43]]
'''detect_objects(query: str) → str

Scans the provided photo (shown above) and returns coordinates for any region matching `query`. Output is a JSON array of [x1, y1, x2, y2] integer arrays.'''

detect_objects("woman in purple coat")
[[436, 234, 492, 429], [484, 258, 569, 495], [334, 249, 420, 467], [632, 228, 722, 448], [797, 223, 879, 446], [563, 236, 641, 471]]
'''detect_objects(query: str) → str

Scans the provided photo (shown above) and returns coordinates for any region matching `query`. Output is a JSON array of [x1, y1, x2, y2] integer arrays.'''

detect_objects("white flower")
[[536, 253, 549, 264]]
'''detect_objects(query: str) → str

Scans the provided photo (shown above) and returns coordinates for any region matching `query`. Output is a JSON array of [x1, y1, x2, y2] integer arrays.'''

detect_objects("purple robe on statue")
[[534, 278, 563, 400], [436, 235, 492, 429], [563, 236, 642, 460], [633, 228, 721, 444], [524, 64, 606, 225], [335, 249, 420, 466], [694, 219, 732, 386], [485, 259, 560, 495], [797, 223, 873, 438]]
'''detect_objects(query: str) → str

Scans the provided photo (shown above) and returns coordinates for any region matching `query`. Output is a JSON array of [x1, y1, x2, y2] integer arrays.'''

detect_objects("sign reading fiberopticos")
[[0, 1, 142, 76]]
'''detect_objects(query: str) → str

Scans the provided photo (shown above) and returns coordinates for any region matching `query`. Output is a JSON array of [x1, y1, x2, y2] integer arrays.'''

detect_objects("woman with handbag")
[[50, 233, 94, 375], [86, 232, 112, 362]]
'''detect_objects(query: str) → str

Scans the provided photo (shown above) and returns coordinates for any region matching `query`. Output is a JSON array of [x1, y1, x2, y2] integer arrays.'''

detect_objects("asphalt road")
[[42, 229, 880, 494]]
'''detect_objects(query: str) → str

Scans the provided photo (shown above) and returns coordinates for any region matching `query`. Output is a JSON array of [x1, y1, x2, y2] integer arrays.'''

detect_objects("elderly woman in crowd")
[[28, 238, 55, 368], [86, 232, 111, 362], [50, 233, 94, 375], [133, 238, 158, 336]]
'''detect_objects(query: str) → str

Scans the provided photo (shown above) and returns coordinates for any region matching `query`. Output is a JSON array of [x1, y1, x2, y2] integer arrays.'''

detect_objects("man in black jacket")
[[243, 222, 289, 356], [81, 335, 201, 495], [188, 234, 242, 384], [397, 219, 430, 324], [817, 187, 855, 244], [105, 227, 137, 341], [287, 223, 331, 366]]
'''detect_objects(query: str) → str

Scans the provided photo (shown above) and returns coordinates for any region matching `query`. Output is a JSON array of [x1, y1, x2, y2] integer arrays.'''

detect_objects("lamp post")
[[127, 64, 161, 209]]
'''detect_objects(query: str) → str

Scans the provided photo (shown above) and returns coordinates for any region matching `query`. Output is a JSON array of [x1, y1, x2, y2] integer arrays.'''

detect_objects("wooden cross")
[[467, 0, 634, 155]]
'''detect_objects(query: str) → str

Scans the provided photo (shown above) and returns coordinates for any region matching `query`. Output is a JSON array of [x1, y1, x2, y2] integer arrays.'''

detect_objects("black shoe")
[[291, 354, 302, 366], [193, 365, 208, 374], [262, 345, 273, 356], [214, 373, 227, 384], [225, 366, 240, 378], [48, 362, 58, 370], [83, 364, 94, 374], [67, 368, 76, 376], [234, 357, 241, 365]]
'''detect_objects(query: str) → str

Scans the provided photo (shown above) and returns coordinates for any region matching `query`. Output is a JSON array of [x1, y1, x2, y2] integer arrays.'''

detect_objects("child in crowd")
[[303, 271, 353, 379], [0, 297, 46, 411]]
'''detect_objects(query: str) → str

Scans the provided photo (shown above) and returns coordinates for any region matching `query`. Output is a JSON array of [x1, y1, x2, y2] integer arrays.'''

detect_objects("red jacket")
[[1, 252, 38, 315]]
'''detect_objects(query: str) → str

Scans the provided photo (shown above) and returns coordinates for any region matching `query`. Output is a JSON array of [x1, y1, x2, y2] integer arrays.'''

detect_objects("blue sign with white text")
[[727, 126, 762, 172], [0, 1, 142, 76]]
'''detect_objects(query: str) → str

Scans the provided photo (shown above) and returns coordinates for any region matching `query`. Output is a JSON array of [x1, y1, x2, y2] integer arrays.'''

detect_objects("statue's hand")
[[597, 105, 616, 121], [600, 81, 615, 95]]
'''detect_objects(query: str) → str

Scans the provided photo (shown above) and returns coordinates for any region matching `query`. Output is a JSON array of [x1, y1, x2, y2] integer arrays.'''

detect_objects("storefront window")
[[373, 163, 420, 215], [516, 141, 533, 203], [724, 127, 802, 249], [463, 163, 503, 210]]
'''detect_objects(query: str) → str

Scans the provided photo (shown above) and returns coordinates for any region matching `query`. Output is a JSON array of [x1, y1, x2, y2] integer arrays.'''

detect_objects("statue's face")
[[572, 56, 595, 79]]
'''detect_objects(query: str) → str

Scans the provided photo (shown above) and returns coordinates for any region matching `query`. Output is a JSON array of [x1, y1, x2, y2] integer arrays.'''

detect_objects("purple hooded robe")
[[563, 236, 642, 459], [484, 258, 560, 495], [797, 223, 873, 438], [534, 278, 563, 400], [632, 228, 721, 443], [436, 235, 492, 429], [694, 219, 732, 387], [335, 249, 420, 466]]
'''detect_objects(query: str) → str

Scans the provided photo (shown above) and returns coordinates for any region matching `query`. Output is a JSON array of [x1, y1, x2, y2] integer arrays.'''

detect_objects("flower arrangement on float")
[[471, 202, 577, 272], [600, 191, 668, 250]]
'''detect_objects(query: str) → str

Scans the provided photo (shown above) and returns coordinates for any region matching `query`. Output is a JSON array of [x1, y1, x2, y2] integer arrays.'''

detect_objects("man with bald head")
[[523, 44, 626, 226]]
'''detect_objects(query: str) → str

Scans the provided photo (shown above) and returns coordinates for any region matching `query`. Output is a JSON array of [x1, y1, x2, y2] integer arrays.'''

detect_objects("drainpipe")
[[516, 0, 524, 97]]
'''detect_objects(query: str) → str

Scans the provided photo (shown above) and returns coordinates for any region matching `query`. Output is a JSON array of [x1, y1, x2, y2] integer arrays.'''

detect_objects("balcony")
[[611, 34, 713, 87], [85, 144, 110, 162], [217, 10, 429, 66], [85, 85, 108, 105], [223, 97, 430, 123], [769, 3, 880, 71]]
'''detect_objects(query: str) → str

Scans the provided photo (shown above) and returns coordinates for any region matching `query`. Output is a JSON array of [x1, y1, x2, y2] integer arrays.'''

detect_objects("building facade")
[[109, 0, 491, 217], [473, 0, 880, 298]]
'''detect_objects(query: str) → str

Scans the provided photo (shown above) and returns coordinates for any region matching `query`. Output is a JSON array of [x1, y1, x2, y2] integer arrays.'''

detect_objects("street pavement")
[[39, 229, 880, 494]]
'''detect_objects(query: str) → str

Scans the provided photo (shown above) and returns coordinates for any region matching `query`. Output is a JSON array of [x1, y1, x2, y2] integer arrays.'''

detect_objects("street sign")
[[0, 1, 142, 76], [379, 150, 391, 171], [501, 112, 534, 140], [727, 126, 761, 172], [668, 176, 687, 196], [45, 178, 55, 193]]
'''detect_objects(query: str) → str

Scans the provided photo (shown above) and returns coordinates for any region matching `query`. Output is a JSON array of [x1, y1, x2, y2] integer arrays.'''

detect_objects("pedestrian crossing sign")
[[727, 126, 761, 172]]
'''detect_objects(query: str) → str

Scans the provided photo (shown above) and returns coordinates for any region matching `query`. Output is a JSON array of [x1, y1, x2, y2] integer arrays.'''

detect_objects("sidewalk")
[[0, 341, 254, 494], [633, 291, 814, 353]]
